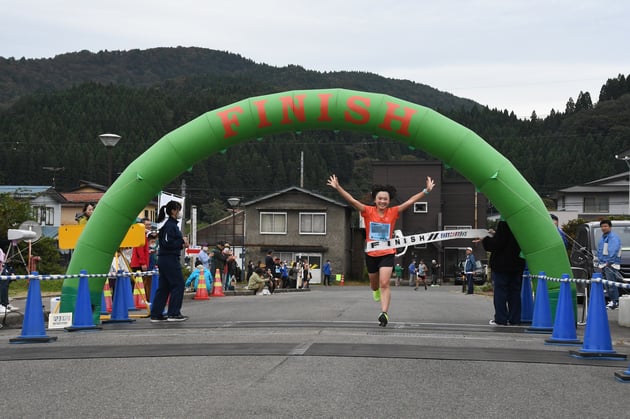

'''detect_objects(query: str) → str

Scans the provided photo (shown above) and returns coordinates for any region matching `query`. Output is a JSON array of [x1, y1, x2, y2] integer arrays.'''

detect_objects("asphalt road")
[[1, 284, 629, 418]]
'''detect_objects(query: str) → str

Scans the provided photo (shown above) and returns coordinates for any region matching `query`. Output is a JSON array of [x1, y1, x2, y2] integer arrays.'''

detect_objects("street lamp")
[[227, 197, 241, 281], [99, 133, 121, 186], [228, 196, 241, 245], [42, 166, 64, 188], [615, 149, 630, 215]]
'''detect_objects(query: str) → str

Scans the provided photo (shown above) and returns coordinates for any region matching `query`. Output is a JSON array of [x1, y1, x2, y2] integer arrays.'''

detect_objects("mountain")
[[0, 47, 628, 223], [0, 47, 477, 111]]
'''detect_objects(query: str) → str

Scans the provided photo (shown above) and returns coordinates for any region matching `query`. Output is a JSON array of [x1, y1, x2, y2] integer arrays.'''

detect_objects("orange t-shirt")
[[361, 206, 400, 257]]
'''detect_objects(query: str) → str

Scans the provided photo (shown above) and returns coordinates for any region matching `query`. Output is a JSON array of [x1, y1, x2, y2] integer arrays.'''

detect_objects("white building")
[[556, 172, 630, 220]]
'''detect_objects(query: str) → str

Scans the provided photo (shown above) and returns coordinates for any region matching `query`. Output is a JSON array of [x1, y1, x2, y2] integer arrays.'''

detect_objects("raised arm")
[[327, 174, 365, 212], [398, 176, 435, 212]]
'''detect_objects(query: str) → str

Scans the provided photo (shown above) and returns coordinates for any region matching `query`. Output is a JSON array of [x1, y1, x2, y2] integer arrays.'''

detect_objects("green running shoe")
[[372, 289, 381, 302], [378, 312, 389, 327]]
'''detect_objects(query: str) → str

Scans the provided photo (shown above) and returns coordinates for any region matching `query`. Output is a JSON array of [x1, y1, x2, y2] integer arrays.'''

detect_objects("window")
[[33, 206, 54, 225], [583, 196, 609, 213], [413, 202, 428, 213], [299, 212, 326, 234], [260, 212, 287, 234]]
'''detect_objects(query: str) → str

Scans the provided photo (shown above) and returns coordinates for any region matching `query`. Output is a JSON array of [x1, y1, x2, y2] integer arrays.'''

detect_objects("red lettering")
[[378, 102, 418, 137], [216, 106, 244, 138], [344, 96, 370, 124], [252, 100, 272, 128], [317, 93, 333, 122], [378, 102, 418, 136], [280, 95, 307, 124]]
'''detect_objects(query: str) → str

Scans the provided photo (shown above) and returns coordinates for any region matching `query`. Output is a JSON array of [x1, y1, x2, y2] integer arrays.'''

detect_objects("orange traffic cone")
[[210, 268, 225, 297], [340, 274, 345, 286], [194, 269, 210, 300], [102, 280, 113, 313], [133, 273, 148, 309]]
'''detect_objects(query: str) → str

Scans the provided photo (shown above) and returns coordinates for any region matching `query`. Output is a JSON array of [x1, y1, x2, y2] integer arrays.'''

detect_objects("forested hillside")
[[0, 47, 628, 223]]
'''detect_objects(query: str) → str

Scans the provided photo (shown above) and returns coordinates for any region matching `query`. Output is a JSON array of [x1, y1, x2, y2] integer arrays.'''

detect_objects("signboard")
[[58, 223, 147, 250], [48, 312, 73, 329], [186, 246, 201, 255]]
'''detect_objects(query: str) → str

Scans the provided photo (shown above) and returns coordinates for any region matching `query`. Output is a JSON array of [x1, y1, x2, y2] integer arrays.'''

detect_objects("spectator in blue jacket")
[[464, 247, 477, 294], [323, 260, 332, 286], [408, 260, 417, 287], [597, 219, 622, 310], [185, 260, 212, 292]]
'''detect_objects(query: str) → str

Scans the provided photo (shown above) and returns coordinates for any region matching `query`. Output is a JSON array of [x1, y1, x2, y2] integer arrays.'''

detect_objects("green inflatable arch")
[[61, 88, 571, 321]]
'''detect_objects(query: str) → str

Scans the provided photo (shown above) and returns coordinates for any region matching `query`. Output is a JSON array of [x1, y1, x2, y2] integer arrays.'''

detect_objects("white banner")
[[157, 191, 185, 231], [365, 229, 490, 252]]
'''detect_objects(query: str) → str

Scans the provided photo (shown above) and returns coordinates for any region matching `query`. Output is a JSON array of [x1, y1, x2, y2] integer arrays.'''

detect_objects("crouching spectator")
[[247, 266, 271, 295], [185, 260, 212, 292]]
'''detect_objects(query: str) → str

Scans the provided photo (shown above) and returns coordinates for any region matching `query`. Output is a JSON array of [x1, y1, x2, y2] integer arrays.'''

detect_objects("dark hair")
[[195, 259, 203, 267], [254, 267, 265, 275], [371, 184, 397, 200], [82, 202, 95, 212], [600, 219, 612, 227], [550, 214, 558, 221], [157, 200, 182, 223]]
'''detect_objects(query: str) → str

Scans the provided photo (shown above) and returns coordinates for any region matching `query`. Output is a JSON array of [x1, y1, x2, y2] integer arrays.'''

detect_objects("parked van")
[[569, 220, 630, 289]]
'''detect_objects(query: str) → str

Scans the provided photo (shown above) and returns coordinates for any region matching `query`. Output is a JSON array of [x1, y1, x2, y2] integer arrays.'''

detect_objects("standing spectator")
[[415, 259, 428, 290], [327, 173, 435, 327], [150, 200, 189, 322], [394, 263, 403, 286], [288, 262, 298, 288], [1, 248, 19, 313], [430, 259, 441, 287], [550, 214, 568, 247], [296, 260, 305, 289], [281, 261, 289, 288], [198, 244, 210, 270], [408, 260, 417, 287], [482, 220, 525, 326], [76, 202, 94, 224], [597, 219, 622, 310], [223, 245, 237, 290], [147, 232, 158, 268], [323, 259, 332, 286], [302, 259, 311, 289], [212, 241, 228, 288], [131, 218, 153, 296], [464, 247, 477, 295], [272, 257, 283, 289], [264, 250, 274, 279]]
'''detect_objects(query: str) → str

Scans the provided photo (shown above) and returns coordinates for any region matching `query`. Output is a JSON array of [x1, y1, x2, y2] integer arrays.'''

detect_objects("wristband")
[[423, 188, 430, 195]]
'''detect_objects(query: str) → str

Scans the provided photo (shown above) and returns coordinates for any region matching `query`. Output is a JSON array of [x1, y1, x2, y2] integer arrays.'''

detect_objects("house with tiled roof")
[[59, 180, 159, 225]]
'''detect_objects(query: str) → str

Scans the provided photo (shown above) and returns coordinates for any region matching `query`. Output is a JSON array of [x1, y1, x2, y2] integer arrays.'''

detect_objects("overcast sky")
[[2, 0, 628, 119]]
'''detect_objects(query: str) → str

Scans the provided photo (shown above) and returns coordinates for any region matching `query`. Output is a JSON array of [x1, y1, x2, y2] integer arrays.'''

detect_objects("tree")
[[575, 91, 593, 112], [0, 194, 63, 274], [0, 193, 32, 241]]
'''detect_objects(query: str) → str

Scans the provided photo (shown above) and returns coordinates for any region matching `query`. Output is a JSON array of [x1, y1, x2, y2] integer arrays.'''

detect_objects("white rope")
[[0, 269, 159, 281], [528, 273, 630, 289]]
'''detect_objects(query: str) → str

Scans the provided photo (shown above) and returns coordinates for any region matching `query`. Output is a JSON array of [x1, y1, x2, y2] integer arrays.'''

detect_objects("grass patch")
[[9, 279, 64, 298]]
